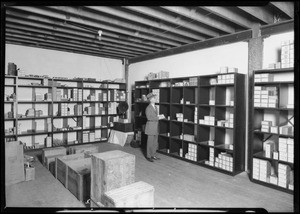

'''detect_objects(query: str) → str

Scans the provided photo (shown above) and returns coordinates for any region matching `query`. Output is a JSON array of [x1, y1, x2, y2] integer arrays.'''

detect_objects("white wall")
[[5, 44, 124, 80], [128, 41, 249, 120]]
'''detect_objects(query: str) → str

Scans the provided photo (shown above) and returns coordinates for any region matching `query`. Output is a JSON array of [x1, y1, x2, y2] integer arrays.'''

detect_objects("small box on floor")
[[24, 164, 35, 181]]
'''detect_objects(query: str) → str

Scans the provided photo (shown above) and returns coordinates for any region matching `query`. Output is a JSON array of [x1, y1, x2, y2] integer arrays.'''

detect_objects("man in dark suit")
[[145, 93, 164, 162]]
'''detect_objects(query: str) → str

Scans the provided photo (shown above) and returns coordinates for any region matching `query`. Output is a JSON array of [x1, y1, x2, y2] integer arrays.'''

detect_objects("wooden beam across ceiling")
[[201, 6, 257, 29], [161, 6, 236, 34], [129, 29, 252, 64], [6, 39, 126, 60], [6, 22, 150, 55], [6, 33, 136, 58], [123, 6, 222, 37], [7, 6, 182, 47], [6, 28, 144, 56], [237, 6, 275, 24], [269, 2, 294, 19], [85, 6, 211, 40], [260, 19, 294, 36], [6, 13, 168, 52]]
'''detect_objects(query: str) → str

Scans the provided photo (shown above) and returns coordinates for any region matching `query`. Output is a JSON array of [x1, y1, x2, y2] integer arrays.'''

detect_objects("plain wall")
[[5, 44, 124, 80]]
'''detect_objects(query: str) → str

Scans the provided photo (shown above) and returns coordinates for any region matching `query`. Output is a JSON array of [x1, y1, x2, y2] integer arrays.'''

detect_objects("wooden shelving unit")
[[134, 73, 246, 176], [249, 68, 294, 194], [4, 74, 126, 150]]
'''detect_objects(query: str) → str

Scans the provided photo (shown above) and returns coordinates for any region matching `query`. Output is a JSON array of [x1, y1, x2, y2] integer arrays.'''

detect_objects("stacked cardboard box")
[[157, 71, 169, 79], [194, 107, 198, 124], [254, 86, 278, 108], [252, 158, 271, 182], [278, 163, 291, 188], [84, 106, 95, 115], [199, 116, 215, 126], [278, 137, 293, 163], [83, 131, 89, 143], [279, 125, 294, 135], [184, 144, 197, 161], [108, 102, 118, 115], [59, 103, 68, 116], [176, 113, 183, 122], [281, 40, 294, 68], [89, 132, 95, 142], [35, 93, 43, 101], [263, 140, 276, 158], [99, 103, 106, 115], [183, 134, 194, 142], [77, 89, 82, 101], [189, 77, 198, 86], [254, 74, 274, 82], [214, 153, 233, 172], [44, 93, 52, 101], [71, 89, 78, 101], [217, 74, 234, 84], [209, 147, 215, 166], [216, 113, 234, 128]]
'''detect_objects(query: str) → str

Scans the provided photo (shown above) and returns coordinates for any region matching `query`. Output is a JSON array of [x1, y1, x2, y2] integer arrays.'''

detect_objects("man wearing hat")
[[145, 92, 165, 162]]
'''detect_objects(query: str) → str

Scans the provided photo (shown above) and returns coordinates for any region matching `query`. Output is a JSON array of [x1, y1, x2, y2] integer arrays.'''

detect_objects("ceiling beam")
[[129, 29, 252, 64], [7, 6, 182, 47], [85, 6, 209, 40], [123, 6, 221, 37], [201, 6, 257, 29], [161, 6, 235, 34], [238, 6, 275, 24], [6, 33, 136, 58], [269, 2, 294, 19], [6, 24, 149, 55], [6, 28, 144, 56], [6, 40, 123, 60], [260, 19, 294, 36], [6, 15, 165, 52]]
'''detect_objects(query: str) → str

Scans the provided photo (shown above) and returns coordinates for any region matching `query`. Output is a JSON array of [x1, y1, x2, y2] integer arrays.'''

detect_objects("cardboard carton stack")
[[74, 104, 82, 116], [176, 113, 183, 122], [278, 137, 293, 163], [194, 107, 198, 124], [216, 74, 234, 84], [254, 73, 274, 83], [252, 158, 271, 182], [214, 153, 233, 172], [217, 113, 234, 128], [189, 77, 198, 86], [278, 163, 292, 188], [199, 116, 215, 126], [184, 143, 197, 161], [281, 40, 294, 68], [254, 86, 278, 108]]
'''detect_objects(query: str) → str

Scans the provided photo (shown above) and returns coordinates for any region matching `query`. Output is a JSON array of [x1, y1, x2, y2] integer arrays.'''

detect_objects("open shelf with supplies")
[[4, 75, 126, 150], [134, 73, 245, 176], [249, 68, 294, 194]]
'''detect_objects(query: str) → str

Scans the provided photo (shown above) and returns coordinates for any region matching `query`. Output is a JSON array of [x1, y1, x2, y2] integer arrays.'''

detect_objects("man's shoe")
[[152, 156, 160, 160], [146, 157, 154, 162]]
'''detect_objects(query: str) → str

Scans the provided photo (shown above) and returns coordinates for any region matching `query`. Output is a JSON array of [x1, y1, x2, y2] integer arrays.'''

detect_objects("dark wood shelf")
[[5, 84, 16, 87], [254, 130, 294, 138], [53, 129, 82, 134], [214, 144, 234, 153], [254, 107, 294, 111], [18, 85, 52, 88], [254, 67, 293, 74], [5, 134, 16, 137], [5, 75, 17, 78], [4, 118, 16, 121], [18, 116, 52, 120], [82, 87, 106, 90], [254, 81, 293, 85], [4, 101, 16, 103], [19, 131, 52, 136], [253, 151, 293, 165], [18, 101, 52, 103], [53, 101, 82, 103], [199, 104, 234, 108]]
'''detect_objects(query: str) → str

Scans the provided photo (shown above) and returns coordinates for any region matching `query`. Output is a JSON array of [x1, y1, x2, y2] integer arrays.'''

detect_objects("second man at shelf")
[[145, 92, 165, 162]]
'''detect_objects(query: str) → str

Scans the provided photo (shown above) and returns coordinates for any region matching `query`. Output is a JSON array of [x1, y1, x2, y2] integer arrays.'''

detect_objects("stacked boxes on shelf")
[[83, 131, 89, 143], [278, 138, 293, 163], [87, 94, 96, 101], [278, 163, 292, 189], [84, 106, 95, 115], [89, 132, 95, 142], [214, 153, 233, 172], [59, 103, 68, 116], [263, 140, 276, 158], [279, 125, 294, 135], [71, 89, 78, 101], [35, 93, 44, 101], [99, 103, 106, 115], [183, 134, 194, 142], [46, 118, 52, 132], [281, 40, 294, 68], [254, 73, 274, 82], [176, 113, 183, 122], [44, 93, 52, 101], [194, 107, 198, 124], [184, 144, 197, 161], [45, 136, 52, 147], [252, 158, 271, 182], [78, 89, 82, 101], [189, 77, 198, 86], [99, 91, 107, 101], [209, 147, 215, 166], [261, 120, 273, 133], [217, 113, 234, 128], [254, 86, 278, 108], [216, 74, 234, 84], [108, 102, 118, 114], [199, 116, 215, 126]]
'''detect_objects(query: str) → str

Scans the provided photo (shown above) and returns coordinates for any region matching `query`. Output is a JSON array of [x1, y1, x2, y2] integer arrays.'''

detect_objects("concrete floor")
[[5, 142, 294, 211]]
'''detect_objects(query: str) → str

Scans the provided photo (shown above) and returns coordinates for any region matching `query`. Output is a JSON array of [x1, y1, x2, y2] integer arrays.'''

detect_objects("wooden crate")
[[91, 150, 135, 204], [67, 158, 91, 202], [42, 146, 66, 166], [45, 154, 65, 177], [102, 181, 154, 207], [5, 141, 25, 185], [68, 144, 100, 155], [56, 153, 86, 187], [24, 165, 35, 181]]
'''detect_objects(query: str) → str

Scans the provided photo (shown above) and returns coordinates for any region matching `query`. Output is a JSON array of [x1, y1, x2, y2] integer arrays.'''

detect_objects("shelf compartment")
[[183, 87, 196, 104], [198, 87, 214, 105], [18, 131, 52, 136], [18, 116, 52, 120], [183, 105, 196, 123], [170, 138, 182, 157], [158, 135, 170, 151], [170, 104, 183, 121], [171, 87, 183, 104], [159, 87, 171, 103], [215, 85, 234, 106]]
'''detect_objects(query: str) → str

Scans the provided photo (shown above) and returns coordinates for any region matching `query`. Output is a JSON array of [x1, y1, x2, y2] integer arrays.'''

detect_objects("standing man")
[[145, 92, 165, 162]]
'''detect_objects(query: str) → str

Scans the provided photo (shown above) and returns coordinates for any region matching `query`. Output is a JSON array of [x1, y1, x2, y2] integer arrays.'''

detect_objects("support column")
[[247, 24, 263, 174], [123, 58, 129, 119]]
